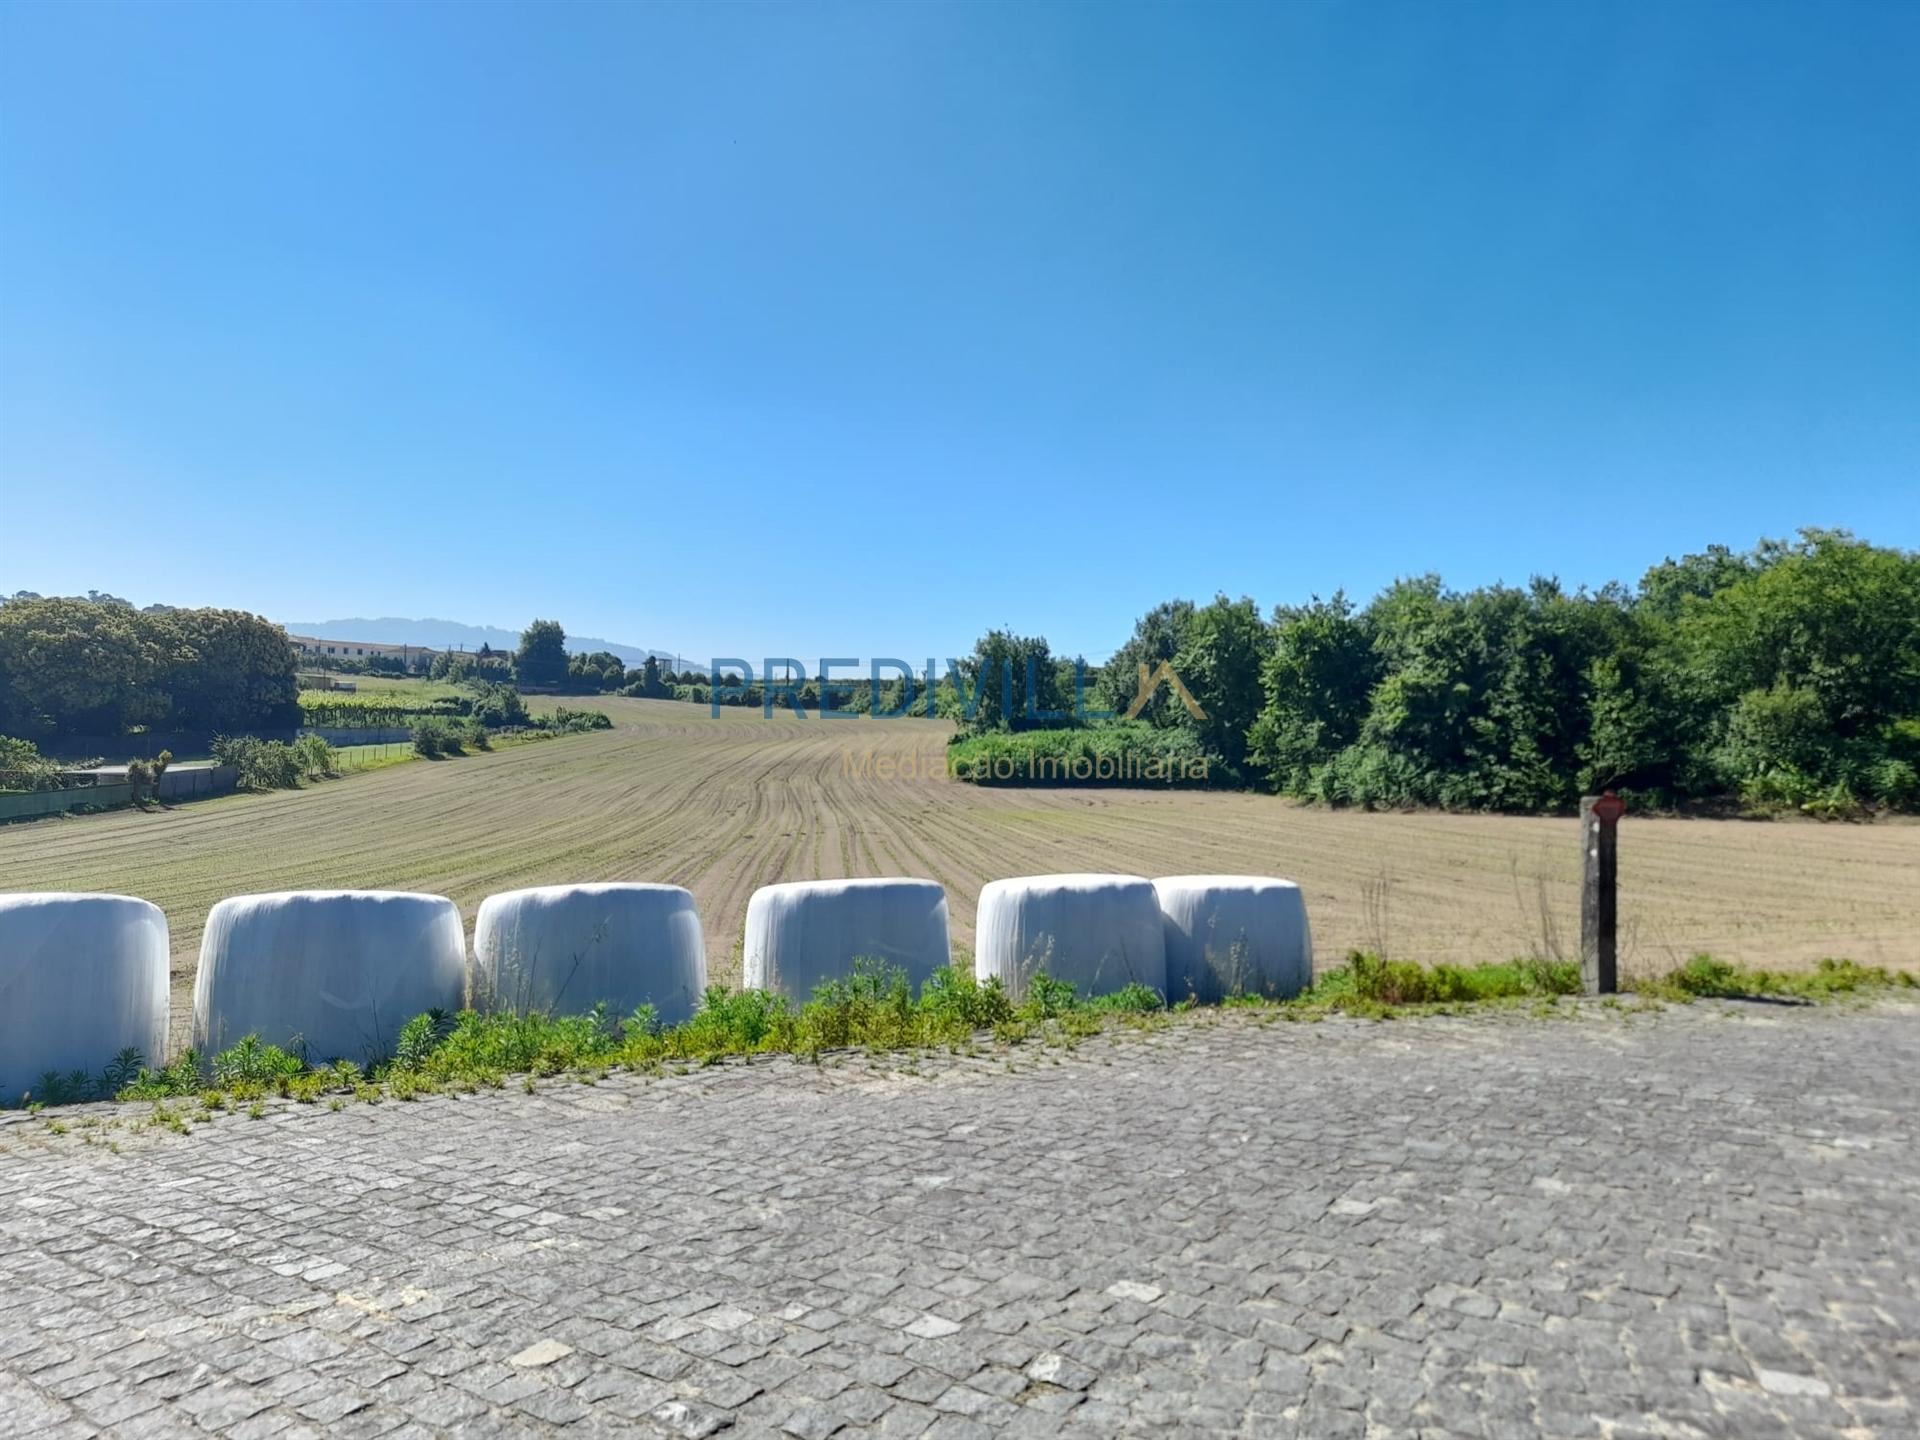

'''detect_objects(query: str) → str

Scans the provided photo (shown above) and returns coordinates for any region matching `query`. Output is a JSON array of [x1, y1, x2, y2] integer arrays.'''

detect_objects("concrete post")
[[1580, 792, 1624, 994]]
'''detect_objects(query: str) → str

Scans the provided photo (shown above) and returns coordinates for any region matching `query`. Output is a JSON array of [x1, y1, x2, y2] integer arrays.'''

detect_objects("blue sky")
[[2, 1, 1915, 665]]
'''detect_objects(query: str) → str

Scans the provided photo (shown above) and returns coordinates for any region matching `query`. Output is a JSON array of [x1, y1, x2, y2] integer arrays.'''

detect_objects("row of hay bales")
[[0, 874, 1310, 1095]]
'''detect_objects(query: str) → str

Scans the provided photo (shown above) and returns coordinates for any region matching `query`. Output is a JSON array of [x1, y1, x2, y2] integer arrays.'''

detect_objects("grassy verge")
[[1265, 951, 1914, 1020], [1622, 954, 1914, 1004], [9, 954, 1913, 1127]]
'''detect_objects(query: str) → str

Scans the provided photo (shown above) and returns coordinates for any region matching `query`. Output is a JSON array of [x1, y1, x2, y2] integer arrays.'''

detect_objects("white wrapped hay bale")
[[1153, 875, 1313, 1002], [0, 893, 169, 1102], [474, 883, 706, 1024], [192, 891, 467, 1064], [974, 874, 1167, 1002], [744, 879, 951, 1001]]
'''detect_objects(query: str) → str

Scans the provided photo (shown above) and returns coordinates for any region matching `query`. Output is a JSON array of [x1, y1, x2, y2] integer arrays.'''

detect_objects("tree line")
[[500, 620, 706, 696], [959, 530, 1920, 815], [0, 595, 300, 739], [10, 528, 1913, 815]]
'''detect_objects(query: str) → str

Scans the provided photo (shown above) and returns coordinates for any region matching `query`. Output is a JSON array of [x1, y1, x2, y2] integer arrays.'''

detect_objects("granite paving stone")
[[1, 1000, 1915, 1436]]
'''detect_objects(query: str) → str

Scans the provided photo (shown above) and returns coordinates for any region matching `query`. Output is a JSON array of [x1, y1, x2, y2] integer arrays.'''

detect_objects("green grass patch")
[[71, 961, 1143, 1113], [12, 951, 1912, 1123], [1626, 954, 1917, 1004], [1284, 949, 1915, 1018], [1324, 952, 1581, 1006]]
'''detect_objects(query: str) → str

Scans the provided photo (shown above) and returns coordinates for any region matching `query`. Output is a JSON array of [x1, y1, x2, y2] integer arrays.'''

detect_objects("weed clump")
[[1629, 954, 1915, 1003], [1287, 951, 1582, 1014], [15, 950, 1911, 1126]]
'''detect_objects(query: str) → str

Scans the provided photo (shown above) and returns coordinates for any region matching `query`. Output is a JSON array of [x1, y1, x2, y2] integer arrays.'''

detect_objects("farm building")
[[288, 635, 441, 664]]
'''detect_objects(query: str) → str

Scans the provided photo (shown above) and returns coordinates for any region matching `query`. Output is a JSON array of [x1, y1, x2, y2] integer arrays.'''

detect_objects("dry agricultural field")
[[5, 696, 1917, 1045]]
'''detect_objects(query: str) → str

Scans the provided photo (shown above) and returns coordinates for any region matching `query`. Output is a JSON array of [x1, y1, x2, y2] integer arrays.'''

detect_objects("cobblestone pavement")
[[2, 1001, 1916, 1439]]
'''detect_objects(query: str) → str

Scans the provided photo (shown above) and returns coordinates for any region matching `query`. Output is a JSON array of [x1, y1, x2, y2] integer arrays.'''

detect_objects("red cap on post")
[[1590, 791, 1626, 826]]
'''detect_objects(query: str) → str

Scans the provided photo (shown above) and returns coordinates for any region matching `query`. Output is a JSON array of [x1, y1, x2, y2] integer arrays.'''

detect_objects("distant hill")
[[279, 617, 697, 671]]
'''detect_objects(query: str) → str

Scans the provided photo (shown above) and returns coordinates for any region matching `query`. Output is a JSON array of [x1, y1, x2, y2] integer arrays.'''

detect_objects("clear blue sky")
[[2, 1, 1914, 665]]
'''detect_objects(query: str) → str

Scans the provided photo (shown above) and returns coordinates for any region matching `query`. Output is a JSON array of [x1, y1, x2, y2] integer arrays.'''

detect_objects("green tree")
[[1675, 529, 1920, 741], [159, 608, 299, 732], [566, 650, 624, 691], [1577, 648, 1681, 796], [951, 630, 1066, 733], [0, 596, 172, 736], [1636, 544, 1760, 620], [515, 619, 569, 689], [1172, 595, 1272, 769], [1095, 599, 1195, 724], [1248, 592, 1378, 792], [0, 735, 62, 791]]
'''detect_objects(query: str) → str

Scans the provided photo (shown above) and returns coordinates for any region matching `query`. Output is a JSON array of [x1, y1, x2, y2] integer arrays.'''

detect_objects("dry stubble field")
[[4, 696, 1916, 1045]]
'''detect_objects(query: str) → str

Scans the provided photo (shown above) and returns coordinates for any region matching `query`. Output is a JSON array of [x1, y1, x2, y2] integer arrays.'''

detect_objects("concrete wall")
[[303, 727, 415, 747], [159, 766, 239, 801], [0, 783, 137, 822], [0, 766, 238, 823]]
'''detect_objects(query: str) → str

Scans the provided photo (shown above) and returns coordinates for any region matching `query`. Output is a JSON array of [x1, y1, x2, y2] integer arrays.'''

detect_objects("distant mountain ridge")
[[279, 616, 694, 670]]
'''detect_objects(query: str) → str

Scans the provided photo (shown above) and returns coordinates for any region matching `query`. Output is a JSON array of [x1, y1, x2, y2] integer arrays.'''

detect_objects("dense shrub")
[[411, 716, 497, 757], [293, 733, 336, 779], [212, 734, 305, 790], [0, 735, 62, 792], [948, 722, 1214, 786], [468, 682, 528, 728], [429, 650, 513, 684], [565, 650, 628, 692], [410, 717, 461, 757], [547, 707, 612, 733], [944, 630, 1069, 734], [1230, 529, 1920, 813]]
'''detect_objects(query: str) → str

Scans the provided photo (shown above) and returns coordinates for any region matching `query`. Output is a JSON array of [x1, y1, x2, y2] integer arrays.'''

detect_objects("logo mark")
[[1123, 662, 1207, 721]]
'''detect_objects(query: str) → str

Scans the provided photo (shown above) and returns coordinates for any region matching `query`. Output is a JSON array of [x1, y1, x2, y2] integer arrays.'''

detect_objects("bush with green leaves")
[[211, 734, 305, 790], [117, 1048, 202, 1100], [0, 734, 64, 792], [410, 717, 465, 757], [944, 630, 1068, 734], [468, 682, 528, 728], [1227, 529, 1920, 814], [546, 706, 612, 733], [948, 722, 1213, 786], [293, 732, 336, 779], [211, 1034, 307, 1086], [25, 1046, 145, 1105]]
